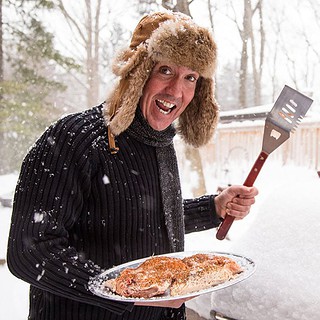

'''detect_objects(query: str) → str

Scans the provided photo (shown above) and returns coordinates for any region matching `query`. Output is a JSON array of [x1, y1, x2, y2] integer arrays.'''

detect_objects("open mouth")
[[155, 99, 176, 115]]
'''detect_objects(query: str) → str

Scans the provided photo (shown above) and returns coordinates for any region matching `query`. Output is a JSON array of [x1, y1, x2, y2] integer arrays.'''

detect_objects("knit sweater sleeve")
[[183, 195, 222, 234], [6, 114, 132, 315]]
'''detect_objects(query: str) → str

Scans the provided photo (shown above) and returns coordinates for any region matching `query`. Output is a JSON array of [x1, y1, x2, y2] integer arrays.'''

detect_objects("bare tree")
[[57, 0, 106, 107], [224, 0, 265, 107], [251, 0, 264, 105], [267, 0, 320, 97], [0, 0, 3, 162], [0, 0, 3, 92], [295, 0, 320, 94], [137, 0, 160, 14], [238, 0, 251, 107], [267, 3, 283, 100], [207, 0, 216, 33], [162, 0, 193, 16]]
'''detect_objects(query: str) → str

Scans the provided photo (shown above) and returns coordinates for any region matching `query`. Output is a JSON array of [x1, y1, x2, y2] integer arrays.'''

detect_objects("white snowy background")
[[2, 1, 320, 317], [1, 159, 320, 320]]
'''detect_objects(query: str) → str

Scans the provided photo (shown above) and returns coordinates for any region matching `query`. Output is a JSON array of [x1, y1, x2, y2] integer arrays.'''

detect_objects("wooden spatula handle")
[[243, 151, 269, 187], [216, 151, 269, 240]]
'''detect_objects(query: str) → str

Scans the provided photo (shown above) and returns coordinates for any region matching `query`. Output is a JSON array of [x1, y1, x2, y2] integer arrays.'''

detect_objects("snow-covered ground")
[[185, 163, 320, 320], [1, 163, 320, 319], [0, 174, 29, 319]]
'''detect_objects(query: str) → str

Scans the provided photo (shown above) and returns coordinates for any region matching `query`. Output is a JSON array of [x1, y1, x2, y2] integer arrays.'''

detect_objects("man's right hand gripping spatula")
[[216, 85, 313, 240]]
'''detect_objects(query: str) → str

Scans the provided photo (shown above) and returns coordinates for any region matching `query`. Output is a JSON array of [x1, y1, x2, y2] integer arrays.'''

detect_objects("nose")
[[165, 77, 183, 98]]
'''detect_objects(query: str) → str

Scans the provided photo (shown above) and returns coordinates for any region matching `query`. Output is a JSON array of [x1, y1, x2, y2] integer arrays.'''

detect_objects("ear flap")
[[177, 77, 219, 147], [112, 46, 145, 77], [104, 48, 155, 136]]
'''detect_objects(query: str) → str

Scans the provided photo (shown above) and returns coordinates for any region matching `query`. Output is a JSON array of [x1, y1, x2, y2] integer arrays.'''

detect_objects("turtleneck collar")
[[126, 106, 176, 148]]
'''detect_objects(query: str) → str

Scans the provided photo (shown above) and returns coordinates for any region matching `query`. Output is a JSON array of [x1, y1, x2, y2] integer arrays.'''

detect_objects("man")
[[7, 11, 258, 320]]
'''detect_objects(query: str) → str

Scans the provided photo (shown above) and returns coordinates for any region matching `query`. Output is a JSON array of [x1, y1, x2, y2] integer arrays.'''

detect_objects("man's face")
[[139, 62, 199, 131]]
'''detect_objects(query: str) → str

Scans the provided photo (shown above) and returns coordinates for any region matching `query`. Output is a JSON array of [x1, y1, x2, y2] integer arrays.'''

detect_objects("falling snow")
[[36, 269, 45, 281], [33, 212, 45, 223], [102, 175, 110, 184], [1, 163, 320, 319]]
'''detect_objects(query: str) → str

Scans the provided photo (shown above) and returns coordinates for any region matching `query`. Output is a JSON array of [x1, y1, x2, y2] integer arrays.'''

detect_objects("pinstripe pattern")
[[7, 105, 220, 319]]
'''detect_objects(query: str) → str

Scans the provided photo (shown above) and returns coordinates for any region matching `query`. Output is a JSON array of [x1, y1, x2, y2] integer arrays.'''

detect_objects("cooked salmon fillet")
[[104, 254, 242, 298]]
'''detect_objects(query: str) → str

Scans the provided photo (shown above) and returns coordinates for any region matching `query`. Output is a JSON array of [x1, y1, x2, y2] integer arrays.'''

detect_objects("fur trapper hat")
[[104, 11, 219, 149]]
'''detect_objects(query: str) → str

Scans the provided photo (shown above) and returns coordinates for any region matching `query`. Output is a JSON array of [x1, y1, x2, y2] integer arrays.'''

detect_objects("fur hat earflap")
[[104, 10, 219, 148], [178, 77, 218, 147], [105, 46, 155, 136]]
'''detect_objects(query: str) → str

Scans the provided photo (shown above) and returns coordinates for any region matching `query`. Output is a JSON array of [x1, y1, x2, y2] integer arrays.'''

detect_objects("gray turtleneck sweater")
[[7, 104, 221, 320]]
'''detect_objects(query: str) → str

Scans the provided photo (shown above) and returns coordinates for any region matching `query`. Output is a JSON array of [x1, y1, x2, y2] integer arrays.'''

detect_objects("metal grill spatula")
[[216, 85, 313, 240]]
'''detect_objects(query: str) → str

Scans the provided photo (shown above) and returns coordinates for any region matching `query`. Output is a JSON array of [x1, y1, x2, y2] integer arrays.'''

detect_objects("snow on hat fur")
[[104, 11, 219, 148]]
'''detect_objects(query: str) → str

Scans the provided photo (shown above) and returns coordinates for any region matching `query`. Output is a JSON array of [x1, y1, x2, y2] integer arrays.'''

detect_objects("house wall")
[[199, 119, 320, 186]]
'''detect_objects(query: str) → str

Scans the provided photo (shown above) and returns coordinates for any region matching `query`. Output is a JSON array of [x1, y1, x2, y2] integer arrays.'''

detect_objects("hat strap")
[[107, 109, 119, 154], [108, 125, 119, 154]]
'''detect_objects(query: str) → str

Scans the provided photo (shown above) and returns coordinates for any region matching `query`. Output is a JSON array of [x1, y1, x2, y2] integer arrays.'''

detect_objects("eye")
[[186, 74, 198, 83], [159, 66, 172, 75]]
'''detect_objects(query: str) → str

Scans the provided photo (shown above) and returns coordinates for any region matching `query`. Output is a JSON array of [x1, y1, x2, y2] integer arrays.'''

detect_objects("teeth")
[[157, 99, 175, 109], [159, 108, 170, 115]]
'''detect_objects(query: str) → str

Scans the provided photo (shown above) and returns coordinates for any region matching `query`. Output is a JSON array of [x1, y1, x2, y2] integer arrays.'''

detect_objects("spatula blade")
[[267, 85, 313, 133]]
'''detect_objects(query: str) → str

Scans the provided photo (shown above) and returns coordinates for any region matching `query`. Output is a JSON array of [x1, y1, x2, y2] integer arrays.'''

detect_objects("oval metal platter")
[[88, 251, 256, 302]]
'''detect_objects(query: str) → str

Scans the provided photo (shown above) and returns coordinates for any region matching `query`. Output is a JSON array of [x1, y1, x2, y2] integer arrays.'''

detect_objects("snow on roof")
[[219, 104, 272, 124], [219, 104, 320, 126], [220, 104, 272, 117]]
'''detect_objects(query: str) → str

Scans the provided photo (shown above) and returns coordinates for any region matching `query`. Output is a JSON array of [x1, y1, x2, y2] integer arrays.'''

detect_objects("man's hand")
[[214, 185, 258, 220]]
